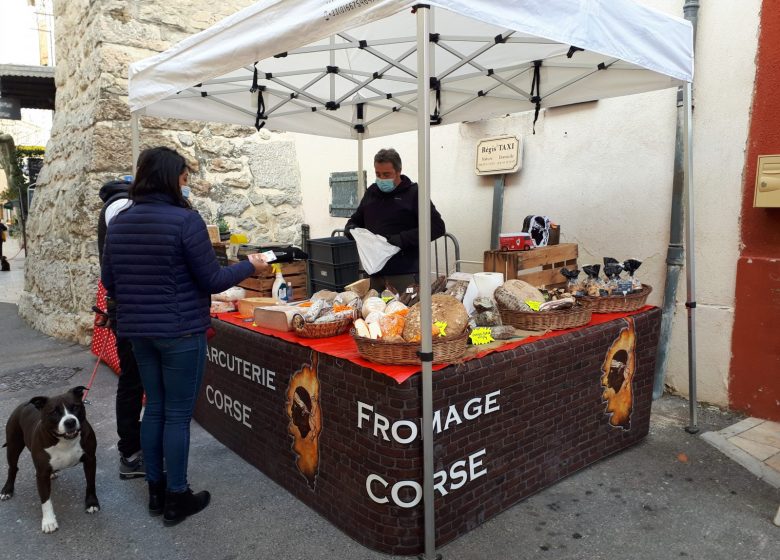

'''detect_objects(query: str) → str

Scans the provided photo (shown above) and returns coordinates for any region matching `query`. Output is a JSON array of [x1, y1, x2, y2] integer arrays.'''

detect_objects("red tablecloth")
[[213, 305, 654, 384]]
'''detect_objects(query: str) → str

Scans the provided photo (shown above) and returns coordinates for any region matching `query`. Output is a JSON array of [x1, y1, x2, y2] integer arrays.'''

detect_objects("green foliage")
[[16, 145, 46, 158], [0, 145, 46, 204], [216, 214, 230, 233]]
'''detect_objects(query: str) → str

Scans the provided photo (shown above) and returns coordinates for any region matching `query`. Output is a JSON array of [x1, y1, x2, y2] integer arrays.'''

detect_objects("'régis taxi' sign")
[[475, 135, 521, 175]]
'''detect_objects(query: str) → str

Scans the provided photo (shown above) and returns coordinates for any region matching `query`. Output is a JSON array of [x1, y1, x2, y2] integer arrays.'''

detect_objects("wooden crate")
[[484, 243, 578, 289], [207, 225, 220, 244], [238, 260, 308, 299]]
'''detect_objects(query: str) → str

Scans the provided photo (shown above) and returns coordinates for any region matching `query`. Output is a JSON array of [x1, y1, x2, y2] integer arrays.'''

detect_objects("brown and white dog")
[[1, 386, 100, 533]]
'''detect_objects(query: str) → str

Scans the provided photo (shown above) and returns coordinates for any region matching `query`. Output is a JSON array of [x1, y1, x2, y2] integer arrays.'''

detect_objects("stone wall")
[[18, 0, 304, 343]]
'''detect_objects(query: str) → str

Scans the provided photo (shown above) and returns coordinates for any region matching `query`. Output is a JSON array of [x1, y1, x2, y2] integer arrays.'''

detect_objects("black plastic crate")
[[310, 278, 348, 294], [310, 260, 360, 286], [306, 237, 358, 265]]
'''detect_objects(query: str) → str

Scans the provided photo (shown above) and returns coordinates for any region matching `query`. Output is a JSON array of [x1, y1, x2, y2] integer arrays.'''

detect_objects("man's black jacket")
[[345, 175, 446, 276], [97, 180, 131, 266]]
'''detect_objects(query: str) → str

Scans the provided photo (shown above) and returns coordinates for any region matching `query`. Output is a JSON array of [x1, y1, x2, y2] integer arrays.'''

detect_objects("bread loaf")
[[402, 294, 469, 341], [384, 300, 408, 315], [494, 280, 545, 312], [362, 297, 386, 318]]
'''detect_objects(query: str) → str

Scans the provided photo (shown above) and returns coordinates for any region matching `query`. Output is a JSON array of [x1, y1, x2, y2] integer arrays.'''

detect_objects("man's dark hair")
[[374, 148, 402, 172], [130, 146, 191, 208]]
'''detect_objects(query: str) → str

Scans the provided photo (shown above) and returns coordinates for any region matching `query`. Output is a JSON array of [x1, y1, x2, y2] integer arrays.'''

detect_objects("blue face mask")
[[376, 179, 396, 193], [181, 185, 191, 199]]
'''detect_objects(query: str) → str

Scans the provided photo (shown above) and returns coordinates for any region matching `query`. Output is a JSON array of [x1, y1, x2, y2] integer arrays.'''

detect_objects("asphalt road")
[[1, 302, 779, 560]]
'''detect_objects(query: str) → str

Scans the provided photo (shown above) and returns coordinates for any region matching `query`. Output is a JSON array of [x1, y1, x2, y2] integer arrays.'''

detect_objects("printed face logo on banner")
[[601, 318, 637, 429], [286, 352, 323, 488]]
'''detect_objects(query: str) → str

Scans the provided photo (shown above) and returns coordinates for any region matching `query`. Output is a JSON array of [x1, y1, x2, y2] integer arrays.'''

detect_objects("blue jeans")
[[130, 334, 206, 492]]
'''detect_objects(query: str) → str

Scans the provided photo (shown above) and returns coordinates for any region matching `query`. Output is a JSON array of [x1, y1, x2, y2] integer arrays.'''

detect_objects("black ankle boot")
[[163, 487, 210, 526], [148, 480, 166, 516]]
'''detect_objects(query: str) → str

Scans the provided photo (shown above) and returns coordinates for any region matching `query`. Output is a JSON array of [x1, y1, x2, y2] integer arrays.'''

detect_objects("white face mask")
[[181, 185, 191, 199]]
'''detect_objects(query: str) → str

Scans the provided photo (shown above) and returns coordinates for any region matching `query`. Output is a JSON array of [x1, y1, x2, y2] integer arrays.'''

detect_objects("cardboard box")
[[253, 305, 301, 331], [237, 297, 277, 318]]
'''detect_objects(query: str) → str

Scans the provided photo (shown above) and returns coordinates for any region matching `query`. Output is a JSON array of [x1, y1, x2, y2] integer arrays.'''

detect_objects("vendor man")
[[345, 148, 446, 292]]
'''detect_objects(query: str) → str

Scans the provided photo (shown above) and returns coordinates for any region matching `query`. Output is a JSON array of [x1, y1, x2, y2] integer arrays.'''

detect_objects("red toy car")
[[498, 232, 534, 251]]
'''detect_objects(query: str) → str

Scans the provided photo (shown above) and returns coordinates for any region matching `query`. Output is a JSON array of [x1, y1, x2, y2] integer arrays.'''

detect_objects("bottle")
[[271, 263, 289, 304]]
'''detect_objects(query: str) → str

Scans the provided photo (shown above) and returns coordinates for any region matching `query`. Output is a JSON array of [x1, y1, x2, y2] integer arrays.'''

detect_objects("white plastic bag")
[[350, 227, 400, 275]]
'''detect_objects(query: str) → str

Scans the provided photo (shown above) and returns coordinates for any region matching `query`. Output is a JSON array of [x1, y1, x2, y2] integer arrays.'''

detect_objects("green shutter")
[[329, 171, 366, 218]]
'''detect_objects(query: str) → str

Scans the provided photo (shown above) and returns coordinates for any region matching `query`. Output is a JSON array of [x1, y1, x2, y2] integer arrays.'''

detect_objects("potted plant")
[[216, 215, 231, 242]]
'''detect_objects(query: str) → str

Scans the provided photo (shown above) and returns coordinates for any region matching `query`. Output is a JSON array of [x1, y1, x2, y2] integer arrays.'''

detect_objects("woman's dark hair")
[[130, 146, 191, 208]]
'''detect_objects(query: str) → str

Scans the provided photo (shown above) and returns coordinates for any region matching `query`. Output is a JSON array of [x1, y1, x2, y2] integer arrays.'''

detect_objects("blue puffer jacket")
[[101, 192, 255, 338]]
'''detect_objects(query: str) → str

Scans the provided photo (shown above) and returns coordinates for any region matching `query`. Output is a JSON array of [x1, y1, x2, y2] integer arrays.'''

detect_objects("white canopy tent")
[[130, 0, 692, 137], [129, 1, 694, 556]]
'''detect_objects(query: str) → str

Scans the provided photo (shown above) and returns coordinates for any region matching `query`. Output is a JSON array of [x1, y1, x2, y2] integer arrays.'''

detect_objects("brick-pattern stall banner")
[[193, 308, 661, 555]]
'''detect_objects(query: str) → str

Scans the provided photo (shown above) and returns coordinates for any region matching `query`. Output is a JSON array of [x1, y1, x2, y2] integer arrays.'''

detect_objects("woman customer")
[[101, 146, 269, 526]]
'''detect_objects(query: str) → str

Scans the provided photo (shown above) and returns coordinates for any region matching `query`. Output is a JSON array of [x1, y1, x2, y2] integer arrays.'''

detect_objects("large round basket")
[[498, 302, 592, 331], [293, 315, 353, 338], [352, 330, 469, 365], [579, 284, 652, 314]]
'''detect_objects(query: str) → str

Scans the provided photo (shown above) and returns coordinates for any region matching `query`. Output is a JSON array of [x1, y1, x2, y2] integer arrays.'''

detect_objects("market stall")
[[196, 304, 659, 555], [128, 1, 693, 556]]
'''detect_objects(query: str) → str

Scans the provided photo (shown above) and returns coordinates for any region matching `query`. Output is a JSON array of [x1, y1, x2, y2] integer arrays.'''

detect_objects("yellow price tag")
[[434, 321, 448, 337], [382, 296, 395, 303], [469, 327, 494, 345], [525, 300, 542, 312]]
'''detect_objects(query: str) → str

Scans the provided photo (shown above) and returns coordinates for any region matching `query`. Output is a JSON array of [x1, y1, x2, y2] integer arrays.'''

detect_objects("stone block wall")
[[19, 1, 304, 343]]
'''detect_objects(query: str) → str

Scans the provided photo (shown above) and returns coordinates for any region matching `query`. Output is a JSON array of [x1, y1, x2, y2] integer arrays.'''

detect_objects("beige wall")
[[298, 0, 760, 407]]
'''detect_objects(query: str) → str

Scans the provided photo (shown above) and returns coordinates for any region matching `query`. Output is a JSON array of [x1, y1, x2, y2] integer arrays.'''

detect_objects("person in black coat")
[[0, 221, 8, 269], [345, 148, 446, 292], [101, 147, 269, 526], [97, 178, 146, 480]]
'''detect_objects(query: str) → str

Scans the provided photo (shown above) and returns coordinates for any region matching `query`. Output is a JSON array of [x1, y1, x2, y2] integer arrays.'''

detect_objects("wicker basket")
[[498, 302, 592, 331], [579, 284, 652, 314], [352, 330, 469, 365], [292, 315, 353, 338]]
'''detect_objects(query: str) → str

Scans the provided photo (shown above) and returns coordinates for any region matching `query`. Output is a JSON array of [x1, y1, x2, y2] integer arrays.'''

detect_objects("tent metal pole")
[[683, 80, 698, 434], [131, 112, 140, 175], [358, 133, 365, 196], [415, 5, 438, 560]]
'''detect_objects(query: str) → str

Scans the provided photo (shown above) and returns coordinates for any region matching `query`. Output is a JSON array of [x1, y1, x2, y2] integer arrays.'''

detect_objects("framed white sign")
[[475, 135, 522, 175]]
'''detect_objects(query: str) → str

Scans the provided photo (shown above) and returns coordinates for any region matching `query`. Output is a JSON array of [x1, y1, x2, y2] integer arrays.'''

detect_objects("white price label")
[[261, 250, 277, 262]]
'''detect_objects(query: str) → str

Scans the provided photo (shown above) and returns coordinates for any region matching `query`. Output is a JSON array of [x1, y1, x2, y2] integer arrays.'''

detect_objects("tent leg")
[[358, 133, 365, 197], [683, 81, 698, 434], [415, 5, 439, 560]]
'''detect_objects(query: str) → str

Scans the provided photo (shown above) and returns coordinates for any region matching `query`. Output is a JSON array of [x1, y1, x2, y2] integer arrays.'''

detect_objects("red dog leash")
[[84, 305, 111, 404]]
